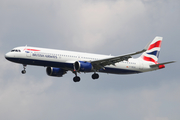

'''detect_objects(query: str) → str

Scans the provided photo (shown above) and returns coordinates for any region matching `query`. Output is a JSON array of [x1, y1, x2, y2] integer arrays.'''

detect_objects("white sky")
[[0, 0, 179, 120]]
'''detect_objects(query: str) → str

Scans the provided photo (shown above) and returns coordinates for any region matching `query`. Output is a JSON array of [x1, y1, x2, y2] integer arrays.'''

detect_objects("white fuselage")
[[5, 46, 155, 75]]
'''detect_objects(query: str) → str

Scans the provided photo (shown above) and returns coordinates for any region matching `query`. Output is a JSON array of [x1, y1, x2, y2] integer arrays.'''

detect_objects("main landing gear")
[[73, 72, 81, 82], [73, 71, 99, 82], [92, 73, 99, 79], [21, 64, 27, 74], [73, 76, 80, 82]]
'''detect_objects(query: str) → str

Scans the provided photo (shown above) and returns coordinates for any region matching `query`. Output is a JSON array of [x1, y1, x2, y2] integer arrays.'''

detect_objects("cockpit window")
[[11, 49, 21, 52]]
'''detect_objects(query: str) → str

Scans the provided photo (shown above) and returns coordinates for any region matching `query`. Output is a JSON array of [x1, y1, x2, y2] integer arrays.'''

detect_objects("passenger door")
[[26, 51, 31, 57]]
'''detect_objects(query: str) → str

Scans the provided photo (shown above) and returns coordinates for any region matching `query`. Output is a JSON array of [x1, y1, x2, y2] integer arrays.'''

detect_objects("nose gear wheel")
[[21, 64, 27, 74]]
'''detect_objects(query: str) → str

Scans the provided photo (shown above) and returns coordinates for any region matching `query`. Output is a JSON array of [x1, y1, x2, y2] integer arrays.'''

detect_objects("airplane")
[[5, 36, 175, 82]]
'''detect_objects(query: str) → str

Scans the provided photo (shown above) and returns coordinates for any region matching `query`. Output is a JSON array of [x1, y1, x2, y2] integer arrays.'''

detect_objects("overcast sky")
[[0, 0, 179, 120]]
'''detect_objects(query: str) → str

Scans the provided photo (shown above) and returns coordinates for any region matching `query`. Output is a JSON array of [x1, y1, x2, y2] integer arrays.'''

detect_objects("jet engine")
[[46, 67, 66, 77], [74, 61, 93, 72]]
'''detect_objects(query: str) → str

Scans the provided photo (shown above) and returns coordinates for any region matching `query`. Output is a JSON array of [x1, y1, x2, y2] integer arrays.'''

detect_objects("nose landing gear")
[[21, 64, 27, 74]]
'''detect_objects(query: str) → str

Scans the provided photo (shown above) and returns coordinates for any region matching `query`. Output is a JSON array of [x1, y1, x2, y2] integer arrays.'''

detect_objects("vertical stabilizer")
[[140, 36, 163, 64]]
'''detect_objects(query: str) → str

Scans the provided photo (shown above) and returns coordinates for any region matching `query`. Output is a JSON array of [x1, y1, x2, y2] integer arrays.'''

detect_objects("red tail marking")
[[142, 56, 158, 64], [148, 41, 162, 50], [159, 64, 165, 69]]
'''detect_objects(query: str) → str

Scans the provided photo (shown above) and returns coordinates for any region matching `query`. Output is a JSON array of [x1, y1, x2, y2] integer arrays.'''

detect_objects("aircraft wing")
[[90, 49, 146, 70], [90, 42, 150, 70]]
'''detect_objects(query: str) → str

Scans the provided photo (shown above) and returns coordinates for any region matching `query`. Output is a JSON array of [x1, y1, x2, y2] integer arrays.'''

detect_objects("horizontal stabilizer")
[[150, 61, 176, 68]]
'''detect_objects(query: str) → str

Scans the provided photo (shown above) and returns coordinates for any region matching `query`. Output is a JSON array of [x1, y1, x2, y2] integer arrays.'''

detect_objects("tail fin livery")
[[140, 37, 163, 64]]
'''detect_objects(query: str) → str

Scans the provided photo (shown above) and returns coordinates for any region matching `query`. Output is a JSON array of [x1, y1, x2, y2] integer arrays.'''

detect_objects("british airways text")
[[32, 53, 57, 59]]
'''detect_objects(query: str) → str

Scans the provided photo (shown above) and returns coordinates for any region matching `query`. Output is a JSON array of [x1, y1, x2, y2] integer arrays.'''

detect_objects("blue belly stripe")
[[6, 57, 141, 74]]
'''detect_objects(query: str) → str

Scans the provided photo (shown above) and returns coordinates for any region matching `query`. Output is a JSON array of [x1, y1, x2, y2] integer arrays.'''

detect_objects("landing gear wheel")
[[21, 64, 27, 74], [22, 70, 26, 74], [92, 73, 99, 80], [73, 76, 80, 82]]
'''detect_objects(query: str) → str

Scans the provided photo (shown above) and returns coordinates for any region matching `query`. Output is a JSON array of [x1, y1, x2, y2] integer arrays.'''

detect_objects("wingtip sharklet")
[[144, 41, 151, 50], [129, 36, 165, 57]]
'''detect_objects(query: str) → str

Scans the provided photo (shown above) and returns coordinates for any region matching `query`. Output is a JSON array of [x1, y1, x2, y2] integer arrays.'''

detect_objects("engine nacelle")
[[74, 61, 93, 72], [46, 67, 66, 77]]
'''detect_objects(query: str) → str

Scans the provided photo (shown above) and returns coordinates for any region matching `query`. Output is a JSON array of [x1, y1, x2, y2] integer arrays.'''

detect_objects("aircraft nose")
[[5, 52, 13, 60]]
